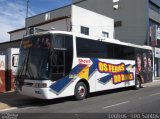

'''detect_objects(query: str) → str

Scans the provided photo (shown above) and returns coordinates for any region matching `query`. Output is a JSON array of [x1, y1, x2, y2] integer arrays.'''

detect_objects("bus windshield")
[[16, 33, 73, 83], [16, 35, 51, 80]]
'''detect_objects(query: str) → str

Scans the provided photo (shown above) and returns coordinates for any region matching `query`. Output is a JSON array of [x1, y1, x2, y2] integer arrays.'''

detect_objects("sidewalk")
[[0, 103, 11, 110], [142, 78, 160, 87], [154, 77, 160, 80]]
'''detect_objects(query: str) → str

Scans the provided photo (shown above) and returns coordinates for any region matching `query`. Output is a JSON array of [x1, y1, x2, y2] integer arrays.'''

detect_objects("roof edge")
[[8, 15, 70, 34]]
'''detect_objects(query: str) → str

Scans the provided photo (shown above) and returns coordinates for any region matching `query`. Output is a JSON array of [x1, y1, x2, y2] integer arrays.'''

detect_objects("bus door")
[[50, 35, 73, 81], [51, 48, 66, 79]]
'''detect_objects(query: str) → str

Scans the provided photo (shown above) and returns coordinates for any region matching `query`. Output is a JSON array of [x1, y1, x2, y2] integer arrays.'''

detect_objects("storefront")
[[154, 47, 160, 77], [150, 25, 160, 77]]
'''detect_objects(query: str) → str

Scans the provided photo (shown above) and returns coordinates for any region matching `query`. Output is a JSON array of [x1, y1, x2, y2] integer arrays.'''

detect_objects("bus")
[[15, 30, 153, 100]]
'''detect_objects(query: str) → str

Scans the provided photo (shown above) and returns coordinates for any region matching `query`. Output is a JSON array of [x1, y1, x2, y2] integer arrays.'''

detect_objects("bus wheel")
[[75, 82, 87, 100], [134, 77, 141, 90]]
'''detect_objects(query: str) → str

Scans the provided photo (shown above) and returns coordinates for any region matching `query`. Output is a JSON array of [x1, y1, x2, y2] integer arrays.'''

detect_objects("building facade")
[[9, 5, 114, 42]]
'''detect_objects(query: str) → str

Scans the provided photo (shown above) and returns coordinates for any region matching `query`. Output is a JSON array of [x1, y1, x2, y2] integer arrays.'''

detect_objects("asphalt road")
[[0, 85, 160, 119]]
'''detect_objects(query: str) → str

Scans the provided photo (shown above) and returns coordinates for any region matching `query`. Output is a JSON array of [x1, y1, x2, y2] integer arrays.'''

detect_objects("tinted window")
[[65, 35, 73, 74], [76, 37, 97, 58], [114, 44, 135, 60], [76, 37, 135, 60], [97, 41, 114, 59]]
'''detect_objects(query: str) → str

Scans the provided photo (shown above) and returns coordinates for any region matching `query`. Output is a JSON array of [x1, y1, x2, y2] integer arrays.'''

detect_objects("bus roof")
[[24, 30, 153, 51]]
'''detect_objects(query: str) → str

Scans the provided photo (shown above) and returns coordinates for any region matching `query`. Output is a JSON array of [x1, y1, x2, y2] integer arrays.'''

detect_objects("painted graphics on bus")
[[135, 51, 153, 83], [50, 50, 153, 95], [50, 58, 135, 94]]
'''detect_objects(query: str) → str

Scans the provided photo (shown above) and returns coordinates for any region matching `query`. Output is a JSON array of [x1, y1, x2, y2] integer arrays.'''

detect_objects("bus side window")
[[96, 41, 107, 58], [114, 44, 135, 60], [76, 37, 97, 58], [64, 35, 73, 75], [97, 41, 114, 59]]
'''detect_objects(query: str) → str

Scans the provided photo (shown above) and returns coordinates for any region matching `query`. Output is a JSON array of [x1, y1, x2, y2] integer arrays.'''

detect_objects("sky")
[[0, 0, 72, 43]]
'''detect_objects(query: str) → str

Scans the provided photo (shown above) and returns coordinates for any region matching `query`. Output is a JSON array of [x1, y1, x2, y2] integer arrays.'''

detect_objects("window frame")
[[81, 26, 89, 35]]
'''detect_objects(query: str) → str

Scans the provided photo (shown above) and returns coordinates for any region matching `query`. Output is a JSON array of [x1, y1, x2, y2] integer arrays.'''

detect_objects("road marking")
[[150, 92, 160, 97], [0, 107, 18, 112], [103, 101, 130, 109]]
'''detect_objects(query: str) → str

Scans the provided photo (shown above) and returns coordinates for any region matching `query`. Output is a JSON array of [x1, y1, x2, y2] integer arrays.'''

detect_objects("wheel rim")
[[136, 79, 140, 88], [78, 86, 86, 97]]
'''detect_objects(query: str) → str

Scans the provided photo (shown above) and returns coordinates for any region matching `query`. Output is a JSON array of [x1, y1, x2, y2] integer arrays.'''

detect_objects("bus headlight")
[[34, 83, 47, 88]]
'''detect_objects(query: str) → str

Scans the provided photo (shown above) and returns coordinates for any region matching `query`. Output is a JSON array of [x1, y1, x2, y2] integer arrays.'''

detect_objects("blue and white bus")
[[15, 30, 153, 100]]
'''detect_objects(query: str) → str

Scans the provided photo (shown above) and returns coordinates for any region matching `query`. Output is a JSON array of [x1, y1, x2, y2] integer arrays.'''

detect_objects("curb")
[[0, 90, 15, 95], [0, 102, 19, 112], [0, 103, 12, 110], [0, 107, 18, 112], [3, 90, 15, 94], [142, 80, 160, 87]]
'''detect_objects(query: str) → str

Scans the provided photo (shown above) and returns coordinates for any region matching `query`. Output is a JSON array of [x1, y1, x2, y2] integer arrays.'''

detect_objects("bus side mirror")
[[12, 54, 19, 67]]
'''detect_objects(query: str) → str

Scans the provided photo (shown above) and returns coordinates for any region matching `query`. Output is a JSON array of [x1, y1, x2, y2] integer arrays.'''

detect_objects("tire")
[[134, 77, 141, 90], [75, 82, 87, 100]]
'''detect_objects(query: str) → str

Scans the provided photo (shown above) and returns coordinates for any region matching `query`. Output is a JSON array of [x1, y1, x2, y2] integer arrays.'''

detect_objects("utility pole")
[[26, 0, 29, 35], [26, 0, 29, 18]]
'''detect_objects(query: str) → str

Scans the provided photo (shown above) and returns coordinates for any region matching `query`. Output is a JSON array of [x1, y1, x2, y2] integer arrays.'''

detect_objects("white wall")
[[10, 5, 114, 41], [36, 18, 71, 32], [71, 5, 114, 38], [10, 18, 71, 41], [10, 29, 26, 41]]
